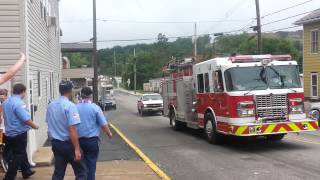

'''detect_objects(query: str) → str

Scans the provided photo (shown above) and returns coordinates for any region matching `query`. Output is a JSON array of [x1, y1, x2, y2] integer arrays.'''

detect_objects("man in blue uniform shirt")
[[77, 87, 112, 180], [3, 84, 39, 180], [46, 81, 87, 180]]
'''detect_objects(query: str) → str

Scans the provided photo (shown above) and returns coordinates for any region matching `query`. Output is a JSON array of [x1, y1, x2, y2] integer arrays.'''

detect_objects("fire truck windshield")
[[224, 65, 301, 92]]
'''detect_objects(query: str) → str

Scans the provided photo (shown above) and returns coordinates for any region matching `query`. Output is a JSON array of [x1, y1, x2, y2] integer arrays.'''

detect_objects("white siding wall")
[[0, 0, 25, 84], [27, 0, 61, 149]]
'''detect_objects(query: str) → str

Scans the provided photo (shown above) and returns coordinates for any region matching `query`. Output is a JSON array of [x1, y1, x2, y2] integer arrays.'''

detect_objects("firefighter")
[[46, 80, 87, 180], [77, 87, 112, 180], [3, 84, 39, 180]]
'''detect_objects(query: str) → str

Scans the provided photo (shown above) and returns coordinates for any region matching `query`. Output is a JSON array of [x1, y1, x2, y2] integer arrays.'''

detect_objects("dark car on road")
[[98, 96, 117, 111]]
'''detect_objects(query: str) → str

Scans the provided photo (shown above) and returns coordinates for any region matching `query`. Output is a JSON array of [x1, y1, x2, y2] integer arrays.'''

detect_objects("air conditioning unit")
[[48, 16, 56, 27]]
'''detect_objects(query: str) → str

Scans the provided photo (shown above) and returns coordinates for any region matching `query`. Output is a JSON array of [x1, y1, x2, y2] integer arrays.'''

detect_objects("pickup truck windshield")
[[142, 95, 162, 101], [224, 65, 301, 91]]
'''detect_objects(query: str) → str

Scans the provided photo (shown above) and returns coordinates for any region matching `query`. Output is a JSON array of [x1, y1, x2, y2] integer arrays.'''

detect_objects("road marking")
[[110, 124, 171, 180], [286, 136, 320, 145]]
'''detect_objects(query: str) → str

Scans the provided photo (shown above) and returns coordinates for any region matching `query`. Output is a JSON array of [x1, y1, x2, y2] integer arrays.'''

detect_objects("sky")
[[59, 0, 319, 49]]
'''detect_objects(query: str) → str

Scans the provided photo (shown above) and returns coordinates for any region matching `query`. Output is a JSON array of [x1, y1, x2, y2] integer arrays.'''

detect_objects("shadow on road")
[[175, 126, 310, 153]]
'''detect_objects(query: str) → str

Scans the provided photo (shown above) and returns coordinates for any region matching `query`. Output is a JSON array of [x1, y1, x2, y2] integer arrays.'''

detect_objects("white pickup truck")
[[137, 93, 164, 116]]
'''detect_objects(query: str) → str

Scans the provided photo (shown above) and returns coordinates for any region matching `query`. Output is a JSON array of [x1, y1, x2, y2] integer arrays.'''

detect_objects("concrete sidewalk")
[[1, 160, 160, 180]]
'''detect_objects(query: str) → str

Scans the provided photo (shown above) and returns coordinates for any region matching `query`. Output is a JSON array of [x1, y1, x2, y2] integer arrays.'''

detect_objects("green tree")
[[66, 52, 90, 68]]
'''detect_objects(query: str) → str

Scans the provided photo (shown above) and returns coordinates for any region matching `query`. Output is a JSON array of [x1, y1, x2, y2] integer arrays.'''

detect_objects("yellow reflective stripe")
[[235, 126, 247, 135], [278, 127, 288, 133], [287, 123, 300, 131], [306, 122, 316, 130], [264, 124, 276, 133]]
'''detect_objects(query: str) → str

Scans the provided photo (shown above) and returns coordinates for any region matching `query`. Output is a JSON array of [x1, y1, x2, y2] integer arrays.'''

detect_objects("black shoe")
[[22, 170, 36, 179]]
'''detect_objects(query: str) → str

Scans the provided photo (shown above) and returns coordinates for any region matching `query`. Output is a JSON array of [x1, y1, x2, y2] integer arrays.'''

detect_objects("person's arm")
[[67, 104, 81, 161], [95, 105, 113, 138], [101, 124, 112, 138], [25, 120, 39, 129], [15, 103, 39, 129], [0, 53, 26, 85], [69, 125, 81, 161]]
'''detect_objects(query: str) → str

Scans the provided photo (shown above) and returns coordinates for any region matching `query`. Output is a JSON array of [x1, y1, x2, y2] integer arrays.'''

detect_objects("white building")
[[0, 0, 61, 162]]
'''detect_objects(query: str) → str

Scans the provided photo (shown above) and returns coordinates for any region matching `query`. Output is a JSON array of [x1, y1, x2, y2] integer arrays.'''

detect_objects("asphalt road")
[[107, 90, 320, 180]]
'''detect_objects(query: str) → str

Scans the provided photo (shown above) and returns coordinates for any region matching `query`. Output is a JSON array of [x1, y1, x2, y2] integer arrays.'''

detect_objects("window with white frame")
[[311, 73, 318, 98], [37, 71, 42, 97], [311, 30, 319, 53]]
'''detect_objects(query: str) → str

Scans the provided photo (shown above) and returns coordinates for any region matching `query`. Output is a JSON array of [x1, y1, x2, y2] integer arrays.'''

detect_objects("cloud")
[[59, 0, 317, 48]]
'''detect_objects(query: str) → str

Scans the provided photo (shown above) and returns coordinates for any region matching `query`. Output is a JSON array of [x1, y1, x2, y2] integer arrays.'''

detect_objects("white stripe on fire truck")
[[197, 113, 204, 119]]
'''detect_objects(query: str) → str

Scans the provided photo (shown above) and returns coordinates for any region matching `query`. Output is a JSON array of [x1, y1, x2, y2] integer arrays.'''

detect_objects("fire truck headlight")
[[289, 98, 304, 114], [237, 101, 255, 117]]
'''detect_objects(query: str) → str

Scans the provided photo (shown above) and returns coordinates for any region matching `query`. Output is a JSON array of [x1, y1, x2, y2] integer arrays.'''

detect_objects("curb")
[[110, 124, 171, 180]]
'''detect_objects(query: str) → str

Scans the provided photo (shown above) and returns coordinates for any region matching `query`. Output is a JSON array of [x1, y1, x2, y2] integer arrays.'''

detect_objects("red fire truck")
[[162, 55, 319, 144]]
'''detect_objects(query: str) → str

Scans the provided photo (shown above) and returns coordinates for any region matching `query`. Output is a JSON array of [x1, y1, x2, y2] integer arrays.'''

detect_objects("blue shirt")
[[3, 95, 31, 137], [46, 96, 81, 141], [76, 100, 108, 138]]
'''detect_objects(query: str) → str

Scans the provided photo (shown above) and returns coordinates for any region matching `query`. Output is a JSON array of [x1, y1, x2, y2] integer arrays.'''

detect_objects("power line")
[[262, 9, 315, 26], [261, 0, 313, 18], [62, 18, 250, 24], [264, 25, 301, 33]]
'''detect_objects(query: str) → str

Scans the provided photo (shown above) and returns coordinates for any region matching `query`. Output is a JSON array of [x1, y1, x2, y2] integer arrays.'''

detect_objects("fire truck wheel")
[[170, 110, 182, 130], [204, 113, 224, 145], [266, 134, 286, 141]]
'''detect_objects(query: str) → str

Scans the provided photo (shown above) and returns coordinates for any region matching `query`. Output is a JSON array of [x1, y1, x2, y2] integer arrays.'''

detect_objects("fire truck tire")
[[204, 113, 224, 145], [170, 110, 183, 130], [266, 134, 286, 141]]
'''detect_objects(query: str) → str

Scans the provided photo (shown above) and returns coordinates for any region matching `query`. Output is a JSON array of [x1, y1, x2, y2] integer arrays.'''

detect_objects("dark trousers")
[[52, 140, 87, 180], [4, 132, 32, 180], [79, 137, 99, 180]]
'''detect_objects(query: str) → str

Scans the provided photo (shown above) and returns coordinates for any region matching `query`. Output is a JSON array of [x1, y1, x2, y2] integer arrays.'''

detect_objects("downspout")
[[24, 0, 36, 166]]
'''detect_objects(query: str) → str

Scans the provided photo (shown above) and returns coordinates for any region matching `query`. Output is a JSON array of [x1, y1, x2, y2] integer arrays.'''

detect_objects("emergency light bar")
[[229, 54, 292, 63]]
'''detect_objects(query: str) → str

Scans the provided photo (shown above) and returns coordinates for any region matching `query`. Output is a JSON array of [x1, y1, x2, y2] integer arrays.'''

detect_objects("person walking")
[[2, 84, 39, 180], [46, 80, 87, 180], [77, 87, 113, 180]]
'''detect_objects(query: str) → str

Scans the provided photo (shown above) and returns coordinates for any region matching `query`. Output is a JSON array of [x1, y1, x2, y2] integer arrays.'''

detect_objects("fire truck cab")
[[162, 55, 318, 144]]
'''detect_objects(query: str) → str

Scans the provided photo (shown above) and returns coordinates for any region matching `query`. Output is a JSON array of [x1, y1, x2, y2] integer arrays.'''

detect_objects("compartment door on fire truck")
[[212, 70, 225, 116]]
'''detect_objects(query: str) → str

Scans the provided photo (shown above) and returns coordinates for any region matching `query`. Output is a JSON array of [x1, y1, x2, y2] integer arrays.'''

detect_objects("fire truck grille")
[[255, 94, 288, 122]]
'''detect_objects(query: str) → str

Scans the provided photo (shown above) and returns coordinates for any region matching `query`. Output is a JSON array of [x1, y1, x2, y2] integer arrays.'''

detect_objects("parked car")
[[98, 96, 117, 111], [137, 93, 163, 116]]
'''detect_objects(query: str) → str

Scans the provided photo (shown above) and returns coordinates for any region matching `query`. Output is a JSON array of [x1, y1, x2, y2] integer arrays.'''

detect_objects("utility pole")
[[114, 50, 116, 77], [92, 0, 98, 102], [194, 22, 197, 60], [134, 48, 136, 95], [255, 0, 262, 54]]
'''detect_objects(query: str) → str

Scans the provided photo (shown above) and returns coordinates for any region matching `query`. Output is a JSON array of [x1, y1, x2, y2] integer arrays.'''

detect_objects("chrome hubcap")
[[206, 120, 213, 138], [311, 110, 320, 120], [171, 113, 176, 127]]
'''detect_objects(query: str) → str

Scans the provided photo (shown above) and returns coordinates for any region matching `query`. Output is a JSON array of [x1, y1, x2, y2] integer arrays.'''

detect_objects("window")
[[197, 74, 204, 93], [37, 71, 42, 97], [204, 73, 210, 92], [311, 73, 318, 98], [213, 70, 224, 92], [311, 30, 319, 53]]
